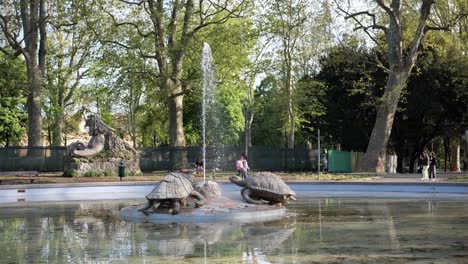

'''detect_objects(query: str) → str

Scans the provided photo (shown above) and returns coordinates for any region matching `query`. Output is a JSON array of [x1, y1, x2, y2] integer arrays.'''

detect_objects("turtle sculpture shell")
[[146, 173, 194, 200], [246, 172, 296, 197]]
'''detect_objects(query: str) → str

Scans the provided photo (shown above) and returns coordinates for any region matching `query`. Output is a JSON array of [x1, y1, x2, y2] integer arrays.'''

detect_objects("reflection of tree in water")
[[142, 222, 232, 257], [1, 201, 296, 262], [0, 201, 137, 263], [136, 221, 295, 261], [241, 222, 296, 263]]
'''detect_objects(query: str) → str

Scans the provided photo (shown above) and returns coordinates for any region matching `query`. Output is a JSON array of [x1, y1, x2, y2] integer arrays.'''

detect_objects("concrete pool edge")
[[0, 181, 468, 203], [1, 180, 468, 190]]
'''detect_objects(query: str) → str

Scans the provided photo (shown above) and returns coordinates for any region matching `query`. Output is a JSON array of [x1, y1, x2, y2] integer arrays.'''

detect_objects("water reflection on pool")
[[1, 198, 467, 263]]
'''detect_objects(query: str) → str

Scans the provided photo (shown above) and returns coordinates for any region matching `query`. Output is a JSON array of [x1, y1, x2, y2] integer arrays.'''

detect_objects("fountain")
[[201, 42, 214, 182], [201, 42, 226, 178], [119, 43, 291, 223]]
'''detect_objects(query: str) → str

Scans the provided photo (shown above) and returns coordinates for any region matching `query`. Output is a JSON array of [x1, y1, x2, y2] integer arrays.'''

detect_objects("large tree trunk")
[[52, 112, 64, 146], [166, 78, 185, 147], [451, 143, 461, 172], [285, 47, 295, 149], [362, 71, 407, 172], [21, 0, 46, 147], [444, 137, 450, 172], [26, 64, 44, 147]]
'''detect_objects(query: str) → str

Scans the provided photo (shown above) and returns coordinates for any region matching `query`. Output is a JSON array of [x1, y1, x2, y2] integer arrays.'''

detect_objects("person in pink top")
[[236, 153, 249, 179]]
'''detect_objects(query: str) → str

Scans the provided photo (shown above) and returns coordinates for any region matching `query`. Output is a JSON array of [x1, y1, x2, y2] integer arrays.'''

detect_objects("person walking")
[[429, 152, 437, 181], [421, 151, 430, 181], [236, 153, 249, 179]]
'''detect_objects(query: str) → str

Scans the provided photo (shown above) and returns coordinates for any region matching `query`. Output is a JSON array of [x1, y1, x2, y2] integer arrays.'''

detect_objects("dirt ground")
[[0, 171, 382, 185], [1, 171, 467, 185]]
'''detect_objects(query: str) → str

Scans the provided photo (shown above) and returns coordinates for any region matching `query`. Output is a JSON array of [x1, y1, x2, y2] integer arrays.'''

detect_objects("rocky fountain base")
[[65, 151, 140, 177], [119, 178, 288, 224]]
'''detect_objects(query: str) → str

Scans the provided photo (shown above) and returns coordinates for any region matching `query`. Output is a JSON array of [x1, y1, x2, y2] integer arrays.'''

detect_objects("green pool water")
[[1, 198, 467, 263]]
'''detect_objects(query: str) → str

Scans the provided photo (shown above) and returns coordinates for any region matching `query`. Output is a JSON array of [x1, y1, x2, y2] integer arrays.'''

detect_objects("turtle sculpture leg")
[[171, 200, 181, 215], [190, 190, 206, 208], [138, 200, 160, 215], [241, 187, 268, 205], [138, 201, 152, 213]]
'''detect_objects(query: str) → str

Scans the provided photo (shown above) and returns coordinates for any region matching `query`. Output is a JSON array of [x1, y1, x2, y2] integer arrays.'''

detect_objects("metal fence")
[[0, 146, 324, 172], [0, 147, 67, 172]]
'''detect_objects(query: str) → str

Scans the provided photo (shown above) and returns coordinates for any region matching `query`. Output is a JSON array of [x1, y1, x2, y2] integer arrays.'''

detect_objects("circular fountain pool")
[[1, 182, 467, 263]]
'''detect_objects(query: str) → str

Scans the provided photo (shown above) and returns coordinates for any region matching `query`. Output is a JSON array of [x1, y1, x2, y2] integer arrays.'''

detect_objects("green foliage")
[[138, 97, 169, 147], [251, 76, 286, 146], [182, 14, 256, 147], [83, 171, 105, 177], [313, 42, 386, 151], [0, 53, 28, 146], [294, 76, 327, 144], [391, 36, 468, 168], [0, 97, 28, 146], [62, 170, 78, 177]]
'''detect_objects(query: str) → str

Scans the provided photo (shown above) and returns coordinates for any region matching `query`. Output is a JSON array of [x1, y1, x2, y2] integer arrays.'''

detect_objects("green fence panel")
[[1, 146, 327, 172], [0, 147, 67, 172], [328, 150, 352, 173]]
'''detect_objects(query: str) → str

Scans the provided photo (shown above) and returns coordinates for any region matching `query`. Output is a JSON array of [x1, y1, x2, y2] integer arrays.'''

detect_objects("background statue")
[[67, 114, 137, 157], [65, 114, 140, 177]]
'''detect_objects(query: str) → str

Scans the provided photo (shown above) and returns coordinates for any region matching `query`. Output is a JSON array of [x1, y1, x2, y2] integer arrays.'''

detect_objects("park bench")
[[0, 171, 39, 183]]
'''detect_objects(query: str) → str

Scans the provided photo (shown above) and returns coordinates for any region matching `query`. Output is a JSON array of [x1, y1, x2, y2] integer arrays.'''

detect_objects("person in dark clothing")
[[195, 158, 204, 174], [417, 154, 423, 173], [429, 152, 437, 181]]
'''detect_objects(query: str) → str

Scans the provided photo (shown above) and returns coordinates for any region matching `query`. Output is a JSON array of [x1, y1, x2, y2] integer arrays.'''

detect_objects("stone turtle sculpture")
[[139, 173, 206, 215], [229, 172, 296, 206]]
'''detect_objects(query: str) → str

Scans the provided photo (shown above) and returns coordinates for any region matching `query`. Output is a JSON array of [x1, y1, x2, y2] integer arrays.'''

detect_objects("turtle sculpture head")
[[229, 176, 248, 187], [229, 172, 296, 206]]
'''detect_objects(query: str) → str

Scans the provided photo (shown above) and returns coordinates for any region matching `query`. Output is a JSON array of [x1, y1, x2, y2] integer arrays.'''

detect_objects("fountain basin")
[[120, 196, 287, 223]]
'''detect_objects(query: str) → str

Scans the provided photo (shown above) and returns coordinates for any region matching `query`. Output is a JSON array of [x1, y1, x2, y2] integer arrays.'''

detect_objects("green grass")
[[447, 174, 468, 182]]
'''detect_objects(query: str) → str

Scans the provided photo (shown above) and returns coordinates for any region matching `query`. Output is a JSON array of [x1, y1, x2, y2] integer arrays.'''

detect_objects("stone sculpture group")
[[138, 171, 296, 215], [64, 114, 141, 177]]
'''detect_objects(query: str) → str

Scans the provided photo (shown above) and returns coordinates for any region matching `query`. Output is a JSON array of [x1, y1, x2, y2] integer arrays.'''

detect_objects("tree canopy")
[[0, 0, 466, 171]]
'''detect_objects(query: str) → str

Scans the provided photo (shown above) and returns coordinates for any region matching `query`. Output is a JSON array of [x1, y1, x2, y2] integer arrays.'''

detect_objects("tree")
[[261, 0, 308, 149], [312, 41, 386, 151], [391, 41, 468, 172], [251, 75, 285, 146], [337, 0, 462, 172], [256, 0, 333, 149], [44, 0, 100, 146], [1, 0, 47, 146], [182, 16, 255, 147], [101, 0, 248, 147]]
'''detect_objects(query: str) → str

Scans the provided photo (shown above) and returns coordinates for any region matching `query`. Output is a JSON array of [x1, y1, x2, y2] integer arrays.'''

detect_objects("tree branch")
[[374, 0, 393, 16], [103, 8, 153, 38], [117, 0, 145, 5], [373, 52, 390, 73], [168, 0, 180, 49], [0, 14, 25, 56], [334, 1, 387, 50], [405, 0, 434, 69], [423, 25, 450, 33], [345, 11, 387, 31], [191, 0, 247, 35]]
